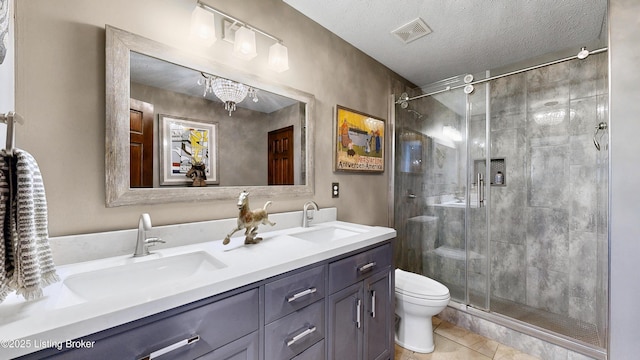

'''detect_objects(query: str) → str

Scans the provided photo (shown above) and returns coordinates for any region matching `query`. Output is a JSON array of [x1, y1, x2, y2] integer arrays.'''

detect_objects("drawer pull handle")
[[287, 287, 317, 302], [358, 262, 376, 273], [138, 335, 200, 360], [286, 326, 317, 347], [356, 298, 362, 329], [371, 290, 376, 318]]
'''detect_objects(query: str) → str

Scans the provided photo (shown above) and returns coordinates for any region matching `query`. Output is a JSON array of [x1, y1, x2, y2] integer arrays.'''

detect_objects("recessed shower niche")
[[474, 158, 506, 186]]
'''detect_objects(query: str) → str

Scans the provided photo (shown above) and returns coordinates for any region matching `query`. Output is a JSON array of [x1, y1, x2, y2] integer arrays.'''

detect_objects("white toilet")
[[394, 268, 450, 353]]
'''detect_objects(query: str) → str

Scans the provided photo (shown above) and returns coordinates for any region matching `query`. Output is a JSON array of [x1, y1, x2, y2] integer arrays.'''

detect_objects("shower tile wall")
[[487, 53, 608, 328]]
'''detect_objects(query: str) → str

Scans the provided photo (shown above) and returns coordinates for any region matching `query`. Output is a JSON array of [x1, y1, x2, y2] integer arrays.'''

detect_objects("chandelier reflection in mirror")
[[198, 73, 258, 116]]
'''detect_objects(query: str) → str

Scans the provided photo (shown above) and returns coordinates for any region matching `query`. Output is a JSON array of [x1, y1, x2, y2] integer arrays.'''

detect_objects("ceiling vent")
[[391, 18, 432, 44]]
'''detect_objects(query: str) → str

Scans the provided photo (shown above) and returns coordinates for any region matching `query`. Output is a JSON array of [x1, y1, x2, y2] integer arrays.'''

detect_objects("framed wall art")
[[159, 114, 219, 186], [335, 105, 385, 173]]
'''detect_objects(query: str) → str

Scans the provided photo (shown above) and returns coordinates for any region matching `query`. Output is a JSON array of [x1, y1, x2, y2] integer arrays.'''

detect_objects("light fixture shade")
[[190, 6, 216, 47], [268, 43, 289, 72], [233, 26, 257, 60]]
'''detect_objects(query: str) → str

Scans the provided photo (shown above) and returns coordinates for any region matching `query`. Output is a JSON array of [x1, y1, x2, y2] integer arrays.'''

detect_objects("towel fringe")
[[10, 272, 59, 301], [0, 286, 11, 302]]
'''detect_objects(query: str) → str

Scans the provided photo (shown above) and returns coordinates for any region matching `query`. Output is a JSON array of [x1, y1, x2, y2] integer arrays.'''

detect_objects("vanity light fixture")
[[198, 73, 259, 116], [268, 42, 289, 73], [189, 5, 217, 47], [192, 1, 289, 72], [233, 26, 257, 60]]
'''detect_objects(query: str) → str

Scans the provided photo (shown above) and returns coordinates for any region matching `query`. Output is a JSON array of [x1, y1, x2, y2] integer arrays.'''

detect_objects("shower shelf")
[[474, 158, 506, 186]]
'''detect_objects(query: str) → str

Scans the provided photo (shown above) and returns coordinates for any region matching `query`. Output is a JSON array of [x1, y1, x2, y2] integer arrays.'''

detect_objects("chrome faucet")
[[302, 201, 319, 228], [133, 213, 165, 257]]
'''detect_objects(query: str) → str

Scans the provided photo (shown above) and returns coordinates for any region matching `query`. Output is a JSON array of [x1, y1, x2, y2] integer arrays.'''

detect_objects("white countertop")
[[0, 216, 395, 358]]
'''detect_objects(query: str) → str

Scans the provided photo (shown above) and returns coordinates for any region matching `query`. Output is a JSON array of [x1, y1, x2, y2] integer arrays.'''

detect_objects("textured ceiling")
[[283, 0, 607, 87]]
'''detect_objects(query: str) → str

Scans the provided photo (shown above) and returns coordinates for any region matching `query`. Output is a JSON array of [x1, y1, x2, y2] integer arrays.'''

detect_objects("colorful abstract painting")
[[335, 105, 385, 172]]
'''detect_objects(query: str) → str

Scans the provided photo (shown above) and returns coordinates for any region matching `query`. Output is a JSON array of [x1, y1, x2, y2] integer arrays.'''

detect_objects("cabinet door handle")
[[370, 290, 376, 318], [356, 298, 362, 329], [358, 262, 376, 274], [287, 287, 317, 303], [286, 326, 317, 347], [138, 335, 200, 360]]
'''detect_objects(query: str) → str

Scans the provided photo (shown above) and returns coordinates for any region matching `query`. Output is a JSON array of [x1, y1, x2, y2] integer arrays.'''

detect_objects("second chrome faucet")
[[134, 213, 165, 257], [302, 201, 319, 228]]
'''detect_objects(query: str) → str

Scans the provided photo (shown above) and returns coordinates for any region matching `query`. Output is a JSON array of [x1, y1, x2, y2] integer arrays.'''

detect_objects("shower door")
[[393, 82, 490, 310], [394, 52, 608, 350]]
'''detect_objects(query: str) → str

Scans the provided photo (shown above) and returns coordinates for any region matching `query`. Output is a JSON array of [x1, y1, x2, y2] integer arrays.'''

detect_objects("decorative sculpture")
[[186, 161, 207, 187], [223, 191, 275, 245]]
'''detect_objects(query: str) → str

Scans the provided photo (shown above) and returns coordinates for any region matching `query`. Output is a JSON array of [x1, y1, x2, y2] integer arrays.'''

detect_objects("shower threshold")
[[490, 296, 602, 347], [447, 295, 606, 360]]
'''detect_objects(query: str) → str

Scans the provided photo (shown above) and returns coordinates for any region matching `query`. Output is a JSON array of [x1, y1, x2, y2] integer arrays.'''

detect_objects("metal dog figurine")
[[223, 191, 276, 245]]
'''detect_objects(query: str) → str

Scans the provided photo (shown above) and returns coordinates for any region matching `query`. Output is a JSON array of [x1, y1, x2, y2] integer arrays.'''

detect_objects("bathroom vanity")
[[0, 209, 395, 360]]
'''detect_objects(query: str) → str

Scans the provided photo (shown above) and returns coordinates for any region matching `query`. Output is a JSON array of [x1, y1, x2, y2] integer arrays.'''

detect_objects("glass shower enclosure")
[[392, 52, 609, 353]]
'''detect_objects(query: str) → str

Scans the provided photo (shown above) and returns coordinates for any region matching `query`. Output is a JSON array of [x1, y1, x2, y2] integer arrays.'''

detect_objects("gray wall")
[[13, 0, 410, 236], [609, 0, 640, 358], [0, 0, 14, 149]]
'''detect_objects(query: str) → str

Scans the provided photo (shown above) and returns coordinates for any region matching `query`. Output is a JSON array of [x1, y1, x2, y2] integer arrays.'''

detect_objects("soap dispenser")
[[495, 171, 504, 185]]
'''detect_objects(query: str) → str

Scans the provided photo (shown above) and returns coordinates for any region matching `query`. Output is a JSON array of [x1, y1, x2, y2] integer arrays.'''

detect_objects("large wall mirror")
[[106, 26, 315, 206]]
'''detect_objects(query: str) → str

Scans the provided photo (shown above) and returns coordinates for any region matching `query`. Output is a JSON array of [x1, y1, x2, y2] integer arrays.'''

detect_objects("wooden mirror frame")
[[105, 26, 315, 207]]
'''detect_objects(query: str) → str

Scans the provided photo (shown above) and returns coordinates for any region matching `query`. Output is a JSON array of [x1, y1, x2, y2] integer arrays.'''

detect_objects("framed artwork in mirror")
[[335, 105, 385, 173], [159, 114, 219, 186]]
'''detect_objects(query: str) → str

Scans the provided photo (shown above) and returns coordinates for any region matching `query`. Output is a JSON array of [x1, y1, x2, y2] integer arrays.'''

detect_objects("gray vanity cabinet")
[[196, 331, 259, 360], [363, 270, 392, 360], [21, 288, 260, 360], [327, 244, 393, 360], [264, 265, 326, 360], [17, 240, 394, 360]]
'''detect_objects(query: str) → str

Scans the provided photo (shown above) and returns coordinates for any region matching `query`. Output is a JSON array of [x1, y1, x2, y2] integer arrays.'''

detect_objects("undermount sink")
[[63, 251, 226, 301], [289, 225, 364, 243]]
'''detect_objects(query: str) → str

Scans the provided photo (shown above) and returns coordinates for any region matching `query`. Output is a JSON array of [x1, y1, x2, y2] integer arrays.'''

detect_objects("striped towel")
[[0, 149, 58, 302], [0, 153, 11, 301]]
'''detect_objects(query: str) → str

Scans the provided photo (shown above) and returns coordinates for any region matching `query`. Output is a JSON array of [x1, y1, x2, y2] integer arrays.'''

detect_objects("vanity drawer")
[[265, 265, 326, 323], [291, 339, 325, 360], [264, 300, 325, 360], [329, 243, 392, 293], [40, 288, 260, 360]]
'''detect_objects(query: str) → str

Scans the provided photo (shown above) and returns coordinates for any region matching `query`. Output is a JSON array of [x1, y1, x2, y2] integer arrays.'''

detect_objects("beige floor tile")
[[493, 344, 542, 360], [432, 316, 443, 329], [395, 343, 414, 360], [468, 337, 499, 358], [434, 321, 495, 352], [399, 334, 491, 360]]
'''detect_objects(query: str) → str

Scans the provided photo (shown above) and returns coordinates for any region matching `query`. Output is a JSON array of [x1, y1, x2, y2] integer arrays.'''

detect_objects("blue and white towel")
[[0, 149, 58, 302]]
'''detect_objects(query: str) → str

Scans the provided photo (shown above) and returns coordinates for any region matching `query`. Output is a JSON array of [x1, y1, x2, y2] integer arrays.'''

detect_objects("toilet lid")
[[395, 269, 450, 300]]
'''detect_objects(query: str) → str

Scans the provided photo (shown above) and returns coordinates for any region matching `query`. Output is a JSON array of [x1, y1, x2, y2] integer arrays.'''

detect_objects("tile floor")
[[394, 317, 542, 360]]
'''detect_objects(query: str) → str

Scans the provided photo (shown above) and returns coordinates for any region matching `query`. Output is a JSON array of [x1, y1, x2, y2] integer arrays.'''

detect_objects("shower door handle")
[[477, 173, 485, 208]]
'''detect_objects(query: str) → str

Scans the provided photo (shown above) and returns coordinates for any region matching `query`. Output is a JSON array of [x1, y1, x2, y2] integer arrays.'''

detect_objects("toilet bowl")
[[394, 268, 450, 353]]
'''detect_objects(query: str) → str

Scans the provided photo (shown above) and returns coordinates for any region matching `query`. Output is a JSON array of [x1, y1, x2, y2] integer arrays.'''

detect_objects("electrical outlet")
[[332, 182, 339, 198]]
